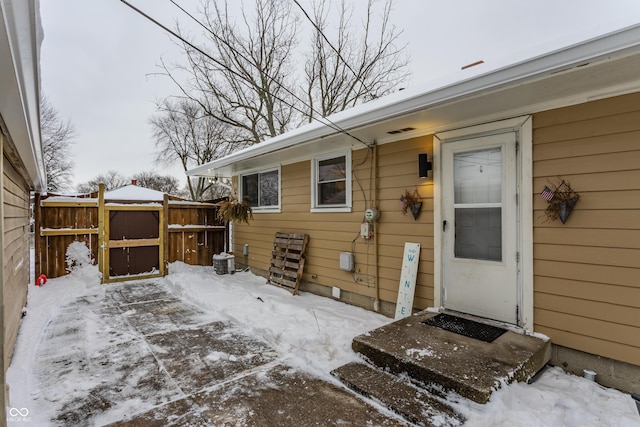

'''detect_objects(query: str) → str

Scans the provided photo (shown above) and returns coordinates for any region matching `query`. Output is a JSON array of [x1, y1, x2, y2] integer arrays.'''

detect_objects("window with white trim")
[[311, 151, 351, 211], [240, 167, 280, 211]]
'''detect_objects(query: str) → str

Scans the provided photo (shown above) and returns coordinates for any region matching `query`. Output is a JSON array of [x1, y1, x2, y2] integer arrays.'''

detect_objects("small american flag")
[[540, 186, 555, 201]]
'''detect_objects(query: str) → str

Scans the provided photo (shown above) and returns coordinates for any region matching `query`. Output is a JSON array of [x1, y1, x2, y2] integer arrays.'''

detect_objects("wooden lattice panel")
[[267, 232, 309, 295]]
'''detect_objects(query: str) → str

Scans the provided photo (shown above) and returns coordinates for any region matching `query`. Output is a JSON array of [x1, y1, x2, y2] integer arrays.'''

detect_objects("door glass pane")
[[453, 146, 503, 261], [454, 148, 502, 204], [454, 208, 502, 261]]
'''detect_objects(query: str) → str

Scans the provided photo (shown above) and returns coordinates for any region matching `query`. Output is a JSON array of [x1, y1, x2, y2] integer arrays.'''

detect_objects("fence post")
[[97, 183, 105, 283], [161, 193, 169, 276], [34, 192, 42, 283]]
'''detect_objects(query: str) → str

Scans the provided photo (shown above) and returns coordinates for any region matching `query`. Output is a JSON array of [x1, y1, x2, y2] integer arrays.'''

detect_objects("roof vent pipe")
[[461, 60, 484, 70]]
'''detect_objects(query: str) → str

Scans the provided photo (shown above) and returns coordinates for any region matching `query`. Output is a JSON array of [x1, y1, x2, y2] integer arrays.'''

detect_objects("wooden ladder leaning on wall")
[[267, 232, 309, 295]]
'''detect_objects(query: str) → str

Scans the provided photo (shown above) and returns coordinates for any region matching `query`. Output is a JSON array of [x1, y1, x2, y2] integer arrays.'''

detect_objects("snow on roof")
[[40, 195, 97, 204], [104, 185, 165, 201], [187, 23, 640, 178]]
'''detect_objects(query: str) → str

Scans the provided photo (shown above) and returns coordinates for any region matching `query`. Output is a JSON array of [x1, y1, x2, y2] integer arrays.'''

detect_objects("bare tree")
[[303, 0, 410, 121], [40, 96, 75, 192], [150, 98, 239, 200], [132, 171, 181, 195], [153, 0, 408, 192], [164, 0, 300, 146], [76, 170, 129, 193], [184, 177, 231, 201], [164, 0, 409, 135]]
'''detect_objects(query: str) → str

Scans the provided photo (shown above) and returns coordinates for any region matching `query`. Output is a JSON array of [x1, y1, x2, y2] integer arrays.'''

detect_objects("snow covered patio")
[[7, 262, 640, 426], [7, 273, 400, 425]]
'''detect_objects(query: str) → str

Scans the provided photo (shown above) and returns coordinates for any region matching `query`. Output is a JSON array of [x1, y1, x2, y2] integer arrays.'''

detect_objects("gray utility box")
[[340, 252, 354, 272]]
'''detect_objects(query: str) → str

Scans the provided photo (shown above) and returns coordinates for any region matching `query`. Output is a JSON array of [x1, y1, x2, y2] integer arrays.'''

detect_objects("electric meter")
[[364, 208, 379, 221]]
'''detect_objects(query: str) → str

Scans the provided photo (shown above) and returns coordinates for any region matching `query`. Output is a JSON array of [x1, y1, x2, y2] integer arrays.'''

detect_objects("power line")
[[292, 0, 376, 99], [166, 0, 373, 147], [119, 0, 373, 148]]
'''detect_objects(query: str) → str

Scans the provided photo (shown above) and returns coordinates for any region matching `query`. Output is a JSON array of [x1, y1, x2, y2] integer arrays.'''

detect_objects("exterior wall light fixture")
[[418, 153, 432, 178]]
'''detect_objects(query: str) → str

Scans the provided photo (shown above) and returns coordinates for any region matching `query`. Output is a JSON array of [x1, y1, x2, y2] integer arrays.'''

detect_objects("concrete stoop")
[[331, 362, 465, 427], [333, 311, 550, 423]]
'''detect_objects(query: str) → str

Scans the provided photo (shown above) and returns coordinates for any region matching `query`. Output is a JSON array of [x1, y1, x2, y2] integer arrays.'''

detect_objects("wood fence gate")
[[106, 209, 161, 278], [35, 184, 228, 283], [100, 194, 165, 282]]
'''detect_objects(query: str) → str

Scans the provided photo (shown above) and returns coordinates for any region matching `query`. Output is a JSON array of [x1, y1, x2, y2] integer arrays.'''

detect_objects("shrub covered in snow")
[[65, 241, 101, 286], [65, 241, 94, 271]]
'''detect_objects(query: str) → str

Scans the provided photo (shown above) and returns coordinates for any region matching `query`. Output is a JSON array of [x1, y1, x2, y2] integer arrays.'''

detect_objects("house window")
[[241, 167, 280, 211], [311, 151, 351, 211]]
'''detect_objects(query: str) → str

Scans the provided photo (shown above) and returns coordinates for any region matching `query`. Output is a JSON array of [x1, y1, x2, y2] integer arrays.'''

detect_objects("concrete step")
[[352, 311, 551, 404], [331, 362, 464, 427]]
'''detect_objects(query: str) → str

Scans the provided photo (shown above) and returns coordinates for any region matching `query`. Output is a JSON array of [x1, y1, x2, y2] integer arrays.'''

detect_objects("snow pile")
[[64, 241, 100, 286], [453, 370, 640, 427], [164, 262, 388, 377], [65, 241, 92, 269]]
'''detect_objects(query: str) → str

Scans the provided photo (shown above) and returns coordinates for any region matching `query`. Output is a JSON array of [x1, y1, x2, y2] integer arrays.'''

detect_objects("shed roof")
[[104, 185, 165, 201], [188, 23, 640, 178]]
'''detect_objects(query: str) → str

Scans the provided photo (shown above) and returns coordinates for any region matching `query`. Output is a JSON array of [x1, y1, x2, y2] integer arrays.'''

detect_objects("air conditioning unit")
[[213, 253, 235, 274]]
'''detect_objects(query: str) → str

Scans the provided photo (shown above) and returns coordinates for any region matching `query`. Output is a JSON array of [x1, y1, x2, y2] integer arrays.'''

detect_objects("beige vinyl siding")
[[2, 152, 30, 371], [233, 135, 435, 312], [532, 91, 640, 366], [375, 137, 434, 309]]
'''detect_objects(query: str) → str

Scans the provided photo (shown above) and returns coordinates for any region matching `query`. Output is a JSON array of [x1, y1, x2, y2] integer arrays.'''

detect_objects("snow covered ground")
[[6, 260, 640, 426]]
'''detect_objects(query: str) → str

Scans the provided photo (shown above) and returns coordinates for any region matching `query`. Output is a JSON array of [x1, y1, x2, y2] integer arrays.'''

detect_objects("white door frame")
[[433, 116, 533, 330]]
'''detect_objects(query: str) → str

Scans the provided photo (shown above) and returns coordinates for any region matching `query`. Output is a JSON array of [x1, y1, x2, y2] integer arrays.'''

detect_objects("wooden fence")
[[34, 187, 228, 283], [166, 196, 228, 266]]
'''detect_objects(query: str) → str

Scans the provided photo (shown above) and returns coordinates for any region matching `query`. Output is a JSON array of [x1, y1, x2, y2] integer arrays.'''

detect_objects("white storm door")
[[441, 132, 518, 324]]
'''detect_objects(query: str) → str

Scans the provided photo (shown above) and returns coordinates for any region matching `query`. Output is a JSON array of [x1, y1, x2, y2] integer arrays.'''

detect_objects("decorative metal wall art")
[[400, 188, 423, 220], [541, 179, 580, 224]]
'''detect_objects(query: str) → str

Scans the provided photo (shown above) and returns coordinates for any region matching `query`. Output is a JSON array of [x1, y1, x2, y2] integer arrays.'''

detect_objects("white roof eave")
[[0, 0, 46, 191], [188, 23, 640, 178]]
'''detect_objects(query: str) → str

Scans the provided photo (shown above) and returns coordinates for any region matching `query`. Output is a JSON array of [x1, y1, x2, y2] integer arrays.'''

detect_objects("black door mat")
[[421, 313, 507, 343]]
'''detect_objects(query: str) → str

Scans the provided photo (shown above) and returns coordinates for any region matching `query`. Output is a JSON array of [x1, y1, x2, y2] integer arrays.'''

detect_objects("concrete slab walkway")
[[30, 280, 407, 426]]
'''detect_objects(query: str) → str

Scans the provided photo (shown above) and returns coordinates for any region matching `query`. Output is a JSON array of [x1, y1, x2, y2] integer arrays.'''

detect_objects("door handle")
[[443, 220, 447, 232]]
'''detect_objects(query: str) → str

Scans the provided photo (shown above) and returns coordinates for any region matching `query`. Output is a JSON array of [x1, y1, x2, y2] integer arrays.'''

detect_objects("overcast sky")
[[40, 0, 640, 190]]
